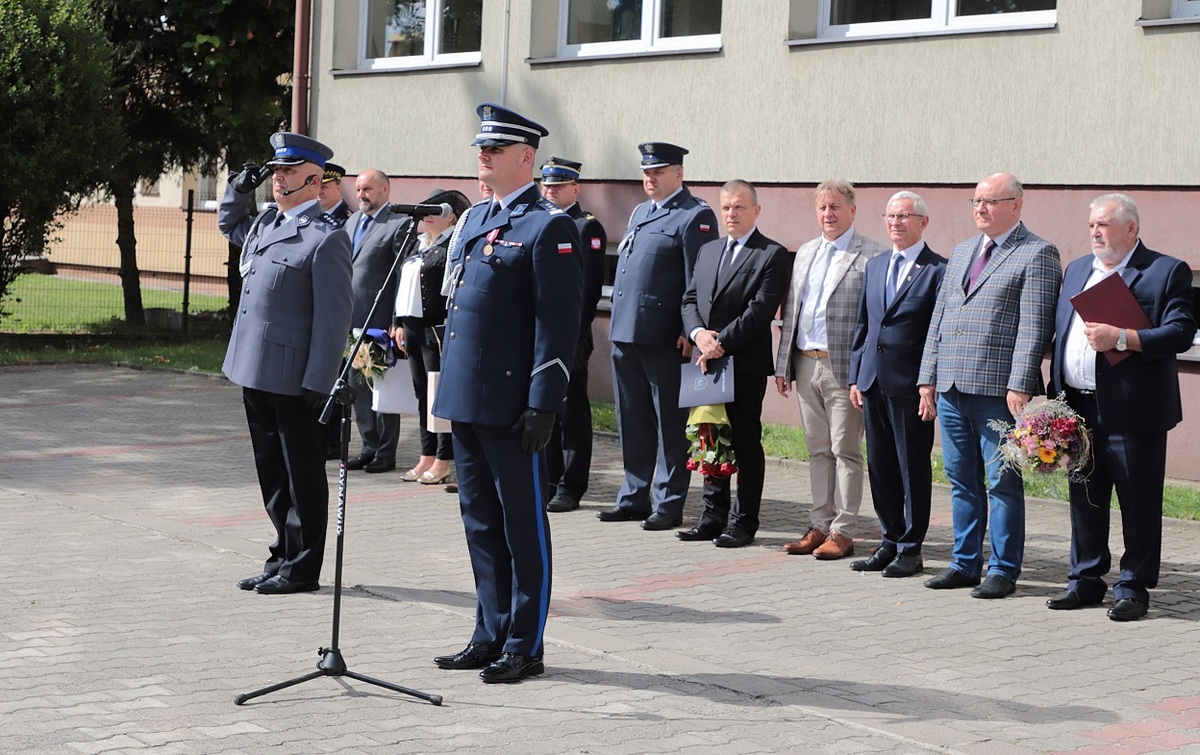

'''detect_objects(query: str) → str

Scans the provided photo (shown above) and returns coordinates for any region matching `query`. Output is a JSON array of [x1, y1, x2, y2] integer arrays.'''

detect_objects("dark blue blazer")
[[433, 185, 583, 427], [849, 245, 947, 398], [1049, 242, 1196, 435], [609, 187, 718, 345]]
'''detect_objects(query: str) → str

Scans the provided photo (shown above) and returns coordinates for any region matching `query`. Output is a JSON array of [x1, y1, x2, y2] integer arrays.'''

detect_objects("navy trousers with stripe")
[[452, 421, 552, 658]]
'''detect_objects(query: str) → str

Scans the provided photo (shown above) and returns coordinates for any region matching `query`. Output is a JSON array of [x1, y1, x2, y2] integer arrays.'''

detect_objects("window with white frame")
[[360, 0, 482, 70], [821, 0, 1056, 39], [1173, 0, 1200, 18], [559, 0, 722, 58]]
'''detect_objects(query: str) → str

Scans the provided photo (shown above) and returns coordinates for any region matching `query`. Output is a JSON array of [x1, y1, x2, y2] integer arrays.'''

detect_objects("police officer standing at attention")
[[317, 162, 352, 222], [538, 157, 607, 513], [431, 104, 582, 683], [219, 132, 353, 595], [598, 142, 718, 531]]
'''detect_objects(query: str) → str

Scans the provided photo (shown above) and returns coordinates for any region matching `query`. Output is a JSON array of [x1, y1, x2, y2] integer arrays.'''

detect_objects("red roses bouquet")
[[989, 394, 1092, 482], [685, 404, 738, 479]]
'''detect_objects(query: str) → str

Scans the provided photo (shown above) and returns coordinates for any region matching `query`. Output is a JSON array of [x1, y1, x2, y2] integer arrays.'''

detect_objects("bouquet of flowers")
[[349, 328, 397, 389], [988, 393, 1092, 481], [685, 404, 738, 479]]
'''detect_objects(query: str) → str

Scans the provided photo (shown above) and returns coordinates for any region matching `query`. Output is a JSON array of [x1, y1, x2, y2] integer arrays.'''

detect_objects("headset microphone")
[[280, 174, 316, 197]]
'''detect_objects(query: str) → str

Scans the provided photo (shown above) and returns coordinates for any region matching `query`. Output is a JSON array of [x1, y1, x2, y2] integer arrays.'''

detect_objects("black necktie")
[[719, 238, 737, 274], [885, 252, 904, 307]]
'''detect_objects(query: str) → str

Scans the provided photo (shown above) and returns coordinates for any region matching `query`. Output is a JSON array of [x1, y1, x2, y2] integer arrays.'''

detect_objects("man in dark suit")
[[918, 173, 1062, 599], [1047, 193, 1196, 621], [776, 181, 888, 560], [848, 191, 946, 577], [219, 132, 353, 595], [346, 169, 408, 473], [431, 103, 582, 683], [317, 162, 351, 222], [538, 157, 608, 513], [598, 142, 718, 531], [678, 180, 789, 548]]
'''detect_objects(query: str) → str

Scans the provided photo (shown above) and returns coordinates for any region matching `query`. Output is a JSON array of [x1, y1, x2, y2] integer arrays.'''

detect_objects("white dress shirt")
[[1063, 247, 1136, 391], [797, 227, 855, 351]]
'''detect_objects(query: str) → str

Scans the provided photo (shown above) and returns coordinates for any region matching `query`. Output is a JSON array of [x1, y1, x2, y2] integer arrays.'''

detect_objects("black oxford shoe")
[[676, 523, 723, 541], [434, 642, 503, 670], [546, 493, 580, 513], [346, 452, 375, 470], [596, 506, 649, 522], [971, 574, 1016, 599], [254, 575, 320, 594], [881, 554, 923, 578], [363, 457, 396, 473], [1107, 599, 1148, 622], [237, 571, 275, 590], [850, 546, 897, 572], [923, 568, 981, 590], [1046, 589, 1103, 610], [714, 528, 754, 548], [640, 512, 682, 531], [479, 653, 545, 684]]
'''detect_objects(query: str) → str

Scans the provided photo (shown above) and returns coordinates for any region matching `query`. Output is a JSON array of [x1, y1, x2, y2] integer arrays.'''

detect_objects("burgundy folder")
[[1069, 272, 1151, 365]]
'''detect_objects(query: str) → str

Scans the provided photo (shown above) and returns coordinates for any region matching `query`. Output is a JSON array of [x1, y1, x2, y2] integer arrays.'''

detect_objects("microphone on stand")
[[389, 203, 454, 218]]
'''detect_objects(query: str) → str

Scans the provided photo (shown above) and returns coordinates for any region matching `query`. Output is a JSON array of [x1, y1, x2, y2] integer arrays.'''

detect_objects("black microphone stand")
[[235, 213, 441, 706]]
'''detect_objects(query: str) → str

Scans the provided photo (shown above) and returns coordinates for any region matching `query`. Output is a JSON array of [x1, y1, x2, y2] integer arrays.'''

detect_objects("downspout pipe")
[[292, 0, 313, 134]]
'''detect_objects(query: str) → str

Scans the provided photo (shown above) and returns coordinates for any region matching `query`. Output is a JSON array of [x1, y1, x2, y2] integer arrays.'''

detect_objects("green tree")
[[0, 0, 118, 316]]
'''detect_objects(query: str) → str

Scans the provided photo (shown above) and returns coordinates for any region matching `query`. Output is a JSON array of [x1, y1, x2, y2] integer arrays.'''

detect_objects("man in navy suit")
[[1046, 193, 1195, 622], [678, 180, 789, 547], [848, 191, 946, 577], [599, 142, 718, 531], [220, 132, 353, 595], [431, 103, 582, 683]]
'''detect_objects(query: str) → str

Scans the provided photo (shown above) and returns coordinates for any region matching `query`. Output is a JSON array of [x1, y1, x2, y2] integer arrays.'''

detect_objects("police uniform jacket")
[[609, 186, 717, 346], [566, 202, 607, 366], [219, 184, 353, 396], [433, 185, 583, 427]]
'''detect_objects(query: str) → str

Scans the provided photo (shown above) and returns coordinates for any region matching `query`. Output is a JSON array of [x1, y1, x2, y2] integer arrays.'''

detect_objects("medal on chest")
[[483, 228, 500, 256]]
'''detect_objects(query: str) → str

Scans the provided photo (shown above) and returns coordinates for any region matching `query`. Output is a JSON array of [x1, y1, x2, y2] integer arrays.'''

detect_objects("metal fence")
[[2, 192, 232, 334]]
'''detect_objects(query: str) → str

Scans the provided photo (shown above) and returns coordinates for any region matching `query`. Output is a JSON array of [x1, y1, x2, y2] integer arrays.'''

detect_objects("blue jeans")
[[937, 389, 1025, 581]]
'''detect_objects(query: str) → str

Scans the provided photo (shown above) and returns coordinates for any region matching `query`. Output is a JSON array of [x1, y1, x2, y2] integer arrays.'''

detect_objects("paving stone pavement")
[[2, 364, 1200, 754]]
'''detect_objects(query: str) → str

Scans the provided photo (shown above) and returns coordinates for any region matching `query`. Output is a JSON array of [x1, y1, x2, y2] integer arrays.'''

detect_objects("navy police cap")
[[539, 157, 582, 185], [473, 103, 549, 149], [638, 142, 688, 170], [265, 132, 334, 168], [321, 162, 346, 184]]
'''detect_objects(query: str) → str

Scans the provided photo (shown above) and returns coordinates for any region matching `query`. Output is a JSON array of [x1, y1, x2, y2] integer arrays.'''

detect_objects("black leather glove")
[[230, 162, 270, 194], [510, 408, 555, 455], [301, 389, 326, 414]]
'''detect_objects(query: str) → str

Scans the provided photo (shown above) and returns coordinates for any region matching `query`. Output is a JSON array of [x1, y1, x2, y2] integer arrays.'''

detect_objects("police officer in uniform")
[[431, 104, 582, 683], [538, 157, 607, 513], [317, 162, 352, 222], [599, 142, 718, 531], [220, 132, 353, 595]]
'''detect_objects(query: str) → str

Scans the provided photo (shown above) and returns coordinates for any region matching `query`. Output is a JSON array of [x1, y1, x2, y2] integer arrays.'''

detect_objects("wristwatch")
[[1115, 328, 1128, 352]]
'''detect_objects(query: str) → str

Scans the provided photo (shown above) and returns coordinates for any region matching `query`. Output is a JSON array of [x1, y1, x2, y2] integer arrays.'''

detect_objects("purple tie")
[[967, 239, 996, 292]]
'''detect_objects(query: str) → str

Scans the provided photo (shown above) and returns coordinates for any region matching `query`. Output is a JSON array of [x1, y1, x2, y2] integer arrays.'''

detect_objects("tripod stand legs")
[[234, 647, 443, 706]]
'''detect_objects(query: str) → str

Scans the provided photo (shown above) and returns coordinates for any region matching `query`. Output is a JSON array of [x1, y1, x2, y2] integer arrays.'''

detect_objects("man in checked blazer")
[[775, 180, 887, 560], [917, 172, 1062, 599]]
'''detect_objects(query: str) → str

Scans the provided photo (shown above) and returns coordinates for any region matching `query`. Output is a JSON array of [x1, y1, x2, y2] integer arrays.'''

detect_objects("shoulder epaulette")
[[538, 197, 565, 215], [316, 212, 347, 229]]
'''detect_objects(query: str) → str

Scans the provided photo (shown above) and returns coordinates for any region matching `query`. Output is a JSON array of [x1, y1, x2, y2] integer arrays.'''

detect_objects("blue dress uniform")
[[219, 133, 353, 593], [608, 143, 718, 523], [433, 105, 582, 671]]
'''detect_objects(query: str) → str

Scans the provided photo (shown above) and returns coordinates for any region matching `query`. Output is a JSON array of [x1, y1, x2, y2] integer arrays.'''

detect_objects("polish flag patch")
[[557, 242, 573, 254], [700, 224, 711, 233], [590, 237, 602, 250]]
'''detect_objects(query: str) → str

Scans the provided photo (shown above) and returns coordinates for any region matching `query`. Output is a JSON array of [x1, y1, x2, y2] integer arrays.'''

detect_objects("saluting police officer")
[[599, 142, 718, 531], [538, 157, 608, 513], [220, 133, 353, 595], [431, 104, 582, 684]]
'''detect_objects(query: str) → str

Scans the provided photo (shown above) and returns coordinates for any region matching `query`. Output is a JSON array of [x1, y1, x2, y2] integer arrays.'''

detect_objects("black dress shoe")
[[237, 571, 275, 590], [850, 546, 897, 572], [254, 575, 320, 594], [881, 554, 923, 578], [676, 523, 723, 541], [433, 642, 502, 670], [640, 512, 682, 531], [479, 652, 544, 684], [971, 574, 1016, 599], [363, 457, 396, 473], [596, 506, 649, 522], [346, 452, 375, 470], [546, 493, 580, 513], [1046, 589, 1103, 610], [1107, 598, 1148, 622], [923, 568, 981, 590], [714, 528, 754, 548]]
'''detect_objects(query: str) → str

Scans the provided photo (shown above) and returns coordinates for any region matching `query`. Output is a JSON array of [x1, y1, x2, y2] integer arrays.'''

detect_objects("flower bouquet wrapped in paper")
[[685, 404, 738, 479], [349, 328, 397, 389], [988, 394, 1092, 482]]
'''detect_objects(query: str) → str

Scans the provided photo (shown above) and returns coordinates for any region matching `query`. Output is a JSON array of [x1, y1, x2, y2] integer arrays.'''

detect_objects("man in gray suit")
[[346, 169, 408, 473], [918, 172, 1061, 599], [220, 132, 353, 595], [776, 180, 887, 561]]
